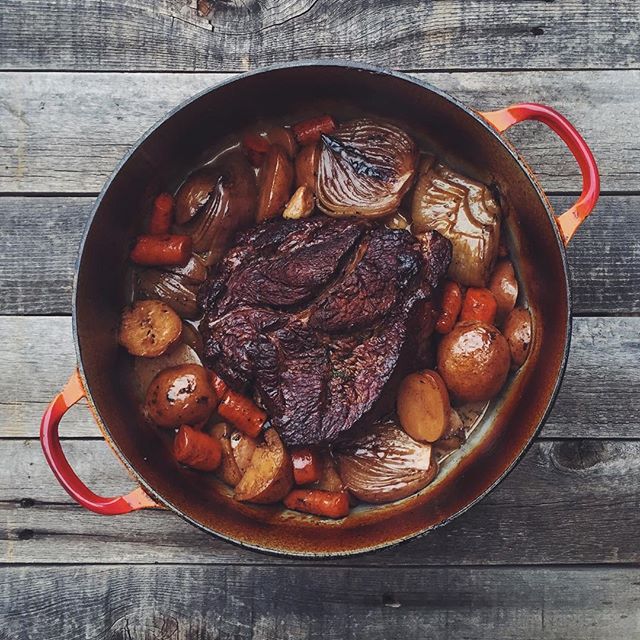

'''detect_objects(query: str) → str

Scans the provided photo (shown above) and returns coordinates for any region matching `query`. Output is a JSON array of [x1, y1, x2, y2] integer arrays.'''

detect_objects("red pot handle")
[[479, 103, 600, 245], [40, 370, 161, 514]]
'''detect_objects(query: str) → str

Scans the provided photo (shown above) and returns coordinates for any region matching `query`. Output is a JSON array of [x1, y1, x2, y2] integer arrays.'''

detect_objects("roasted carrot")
[[283, 489, 350, 519], [435, 281, 463, 334], [218, 390, 266, 438], [242, 132, 270, 168], [208, 371, 229, 400], [130, 234, 192, 267], [460, 287, 498, 325], [292, 115, 336, 146], [291, 448, 322, 485], [174, 425, 222, 471], [148, 192, 175, 235]]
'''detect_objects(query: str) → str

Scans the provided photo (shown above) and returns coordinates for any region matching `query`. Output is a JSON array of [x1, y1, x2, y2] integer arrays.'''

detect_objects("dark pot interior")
[[74, 63, 570, 556]]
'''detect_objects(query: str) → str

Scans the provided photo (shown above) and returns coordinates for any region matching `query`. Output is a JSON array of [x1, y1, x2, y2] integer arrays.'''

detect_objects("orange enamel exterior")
[[480, 103, 600, 244]]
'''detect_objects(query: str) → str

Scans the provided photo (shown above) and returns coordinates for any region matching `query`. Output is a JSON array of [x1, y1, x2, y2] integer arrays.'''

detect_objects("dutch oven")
[[40, 62, 599, 556]]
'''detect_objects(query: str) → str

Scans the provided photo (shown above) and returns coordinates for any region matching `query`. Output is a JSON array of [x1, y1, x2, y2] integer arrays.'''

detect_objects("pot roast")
[[198, 215, 451, 446]]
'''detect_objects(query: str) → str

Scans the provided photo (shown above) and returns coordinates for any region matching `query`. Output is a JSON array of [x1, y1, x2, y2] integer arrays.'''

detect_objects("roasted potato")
[[295, 143, 319, 190], [489, 259, 518, 324], [503, 306, 532, 368], [397, 370, 451, 443], [234, 429, 293, 504], [130, 343, 200, 404], [118, 300, 182, 357], [209, 422, 243, 486], [230, 430, 257, 475], [265, 126, 298, 158], [144, 364, 217, 428], [256, 145, 294, 222], [437, 321, 510, 403]]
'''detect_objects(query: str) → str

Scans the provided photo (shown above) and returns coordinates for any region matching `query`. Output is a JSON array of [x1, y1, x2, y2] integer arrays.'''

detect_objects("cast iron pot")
[[40, 62, 599, 557]]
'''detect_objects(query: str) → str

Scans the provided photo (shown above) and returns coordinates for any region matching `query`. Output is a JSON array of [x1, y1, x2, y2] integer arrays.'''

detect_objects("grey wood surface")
[[1, 0, 639, 638], [2, 565, 640, 640], [1, 0, 638, 71], [2, 70, 639, 193]]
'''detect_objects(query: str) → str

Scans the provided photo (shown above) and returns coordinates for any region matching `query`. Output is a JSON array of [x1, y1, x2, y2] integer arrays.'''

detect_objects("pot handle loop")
[[40, 370, 162, 514], [479, 103, 600, 245]]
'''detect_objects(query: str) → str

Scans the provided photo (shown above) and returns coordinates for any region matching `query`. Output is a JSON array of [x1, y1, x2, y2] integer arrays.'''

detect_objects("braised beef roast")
[[199, 216, 451, 446]]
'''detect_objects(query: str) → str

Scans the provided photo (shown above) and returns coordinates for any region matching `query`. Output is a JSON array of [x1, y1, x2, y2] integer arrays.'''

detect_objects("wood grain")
[[1, 194, 637, 316], [3, 434, 640, 565], [1, 566, 640, 640], [1, 0, 638, 72], [1, 316, 638, 440], [1, 70, 638, 193]]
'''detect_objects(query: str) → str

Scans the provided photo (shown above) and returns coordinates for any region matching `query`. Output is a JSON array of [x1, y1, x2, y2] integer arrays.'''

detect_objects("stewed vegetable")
[[144, 364, 217, 428], [117, 109, 532, 520], [437, 321, 511, 403]]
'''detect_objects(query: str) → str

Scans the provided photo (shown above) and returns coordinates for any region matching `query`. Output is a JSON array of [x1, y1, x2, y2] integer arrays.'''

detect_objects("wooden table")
[[1, 2, 639, 637]]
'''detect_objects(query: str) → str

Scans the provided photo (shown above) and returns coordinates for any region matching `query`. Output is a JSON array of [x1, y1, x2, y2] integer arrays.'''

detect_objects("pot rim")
[[72, 60, 572, 557]]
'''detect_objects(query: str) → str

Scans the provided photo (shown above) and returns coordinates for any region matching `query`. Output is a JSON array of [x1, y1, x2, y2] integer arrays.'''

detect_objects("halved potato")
[[234, 429, 293, 504], [209, 422, 243, 487], [489, 259, 518, 324], [256, 145, 294, 222], [118, 300, 182, 357], [503, 306, 532, 368], [230, 430, 257, 475], [295, 143, 319, 191], [397, 370, 451, 443]]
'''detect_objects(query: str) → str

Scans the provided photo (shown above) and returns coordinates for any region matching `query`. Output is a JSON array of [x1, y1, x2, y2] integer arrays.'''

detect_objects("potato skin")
[[437, 321, 510, 403], [145, 364, 217, 428], [489, 259, 518, 324], [234, 429, 293, 504], [209, 422, 243, 487], [503, 307, 532, 368]]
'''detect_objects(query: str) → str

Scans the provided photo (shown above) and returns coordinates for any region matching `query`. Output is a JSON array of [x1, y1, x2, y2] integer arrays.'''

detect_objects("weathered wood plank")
[[2, 194, 637, 316], [1, 0, 638, 72], [1, 316, 638, 440], [1, 566, 640, 640], [1, 70, 638, 193], [3, 436, 640, 565]]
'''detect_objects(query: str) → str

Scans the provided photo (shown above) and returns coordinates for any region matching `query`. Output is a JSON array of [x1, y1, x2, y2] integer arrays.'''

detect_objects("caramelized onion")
[[411, 155, 501, 287], [135, 268, 201, 319], [316, 118, 418, 218], [336, 421, 437, 504], [176, 151, 257, 265]]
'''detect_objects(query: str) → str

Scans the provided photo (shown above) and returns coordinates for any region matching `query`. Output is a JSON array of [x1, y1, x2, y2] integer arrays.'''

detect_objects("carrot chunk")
[[218, 390, 266, 438], [435, 281, 463, 334], [207, 371, 229, 400], [460, 287, 498, 324], [130, 234, 192, 267], [148, 192, 175, 235], [283, 489, 350, 519], [292, 115, 336, 146], [174, 425, 222, 471], [291, 448, 323, 485]]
